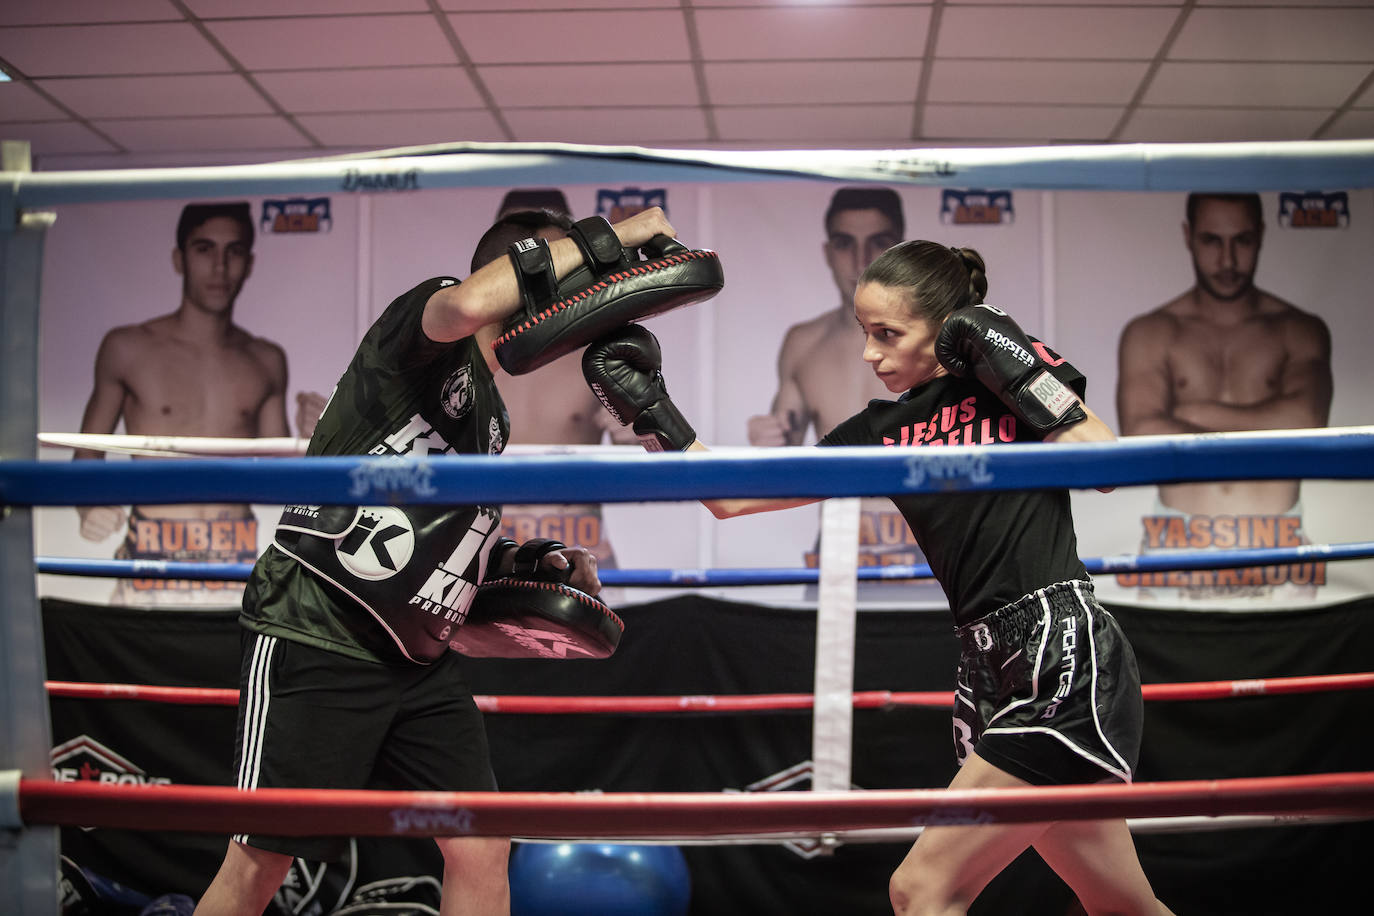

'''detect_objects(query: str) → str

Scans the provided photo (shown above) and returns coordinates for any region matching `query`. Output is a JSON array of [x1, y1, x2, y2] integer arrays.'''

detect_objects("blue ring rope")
[[35, 542, 1374, 588], [4, 430, 1373, 506]]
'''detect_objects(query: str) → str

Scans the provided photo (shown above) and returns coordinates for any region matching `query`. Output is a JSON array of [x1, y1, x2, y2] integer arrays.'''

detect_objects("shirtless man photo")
[[1116, 192, 1332, 516], [1115, 192, 1332, 599], [748, 187, 904, 451], [748, 187, 937, 589], [74, 202, 324, 604]]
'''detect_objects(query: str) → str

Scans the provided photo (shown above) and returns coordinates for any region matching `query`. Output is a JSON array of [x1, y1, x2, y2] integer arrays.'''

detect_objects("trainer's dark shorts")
[[231, 629, 497, 861], [953, 580, 1142, 786]]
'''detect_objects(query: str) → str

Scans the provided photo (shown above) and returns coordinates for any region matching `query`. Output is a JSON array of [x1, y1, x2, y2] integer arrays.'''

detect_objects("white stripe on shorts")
[[232, 633, 276, 845]]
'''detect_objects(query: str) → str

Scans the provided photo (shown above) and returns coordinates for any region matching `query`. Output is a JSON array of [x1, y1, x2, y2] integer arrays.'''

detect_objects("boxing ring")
[[5, 139, 1374, 913]]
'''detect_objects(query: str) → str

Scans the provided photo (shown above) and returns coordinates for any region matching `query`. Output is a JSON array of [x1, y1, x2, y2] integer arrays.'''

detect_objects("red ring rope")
[[43, 671, 1374, 712], [18, 772, 1374, 839]]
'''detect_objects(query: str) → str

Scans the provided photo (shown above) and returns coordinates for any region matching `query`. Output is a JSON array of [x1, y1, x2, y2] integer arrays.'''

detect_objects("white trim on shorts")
[[232, 632, 277, 845]]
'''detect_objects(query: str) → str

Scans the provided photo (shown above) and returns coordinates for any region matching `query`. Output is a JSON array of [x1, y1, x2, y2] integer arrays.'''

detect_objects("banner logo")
[[739, 761, 863, 859], [1278, 190, 1349, 229], [902, 452, 994, 489], [342, 167, 420, 192], [261, 197, 332, 234], [51, 735, 173, 787], [940, 189, 1014, 225], [349, 458, 437, 500], [390, 806, 476, 834], [597, 187, 668, 221]]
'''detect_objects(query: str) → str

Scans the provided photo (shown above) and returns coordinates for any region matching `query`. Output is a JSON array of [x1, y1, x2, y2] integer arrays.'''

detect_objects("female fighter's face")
[[854, 281, 948, 394]]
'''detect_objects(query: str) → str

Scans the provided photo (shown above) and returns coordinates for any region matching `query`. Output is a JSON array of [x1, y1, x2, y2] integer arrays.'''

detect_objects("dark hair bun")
[[951, 247, 989, 306]]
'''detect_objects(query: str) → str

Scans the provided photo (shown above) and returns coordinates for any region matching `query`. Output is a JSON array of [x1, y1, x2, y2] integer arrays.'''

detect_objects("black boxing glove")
[[582, 325, 696, 452], [935, 304, 1087, 436]]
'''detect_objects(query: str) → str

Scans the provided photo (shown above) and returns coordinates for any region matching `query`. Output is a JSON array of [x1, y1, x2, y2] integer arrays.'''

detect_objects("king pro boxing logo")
[[408, 509, 499, 629], [336, 507, 416, 581]]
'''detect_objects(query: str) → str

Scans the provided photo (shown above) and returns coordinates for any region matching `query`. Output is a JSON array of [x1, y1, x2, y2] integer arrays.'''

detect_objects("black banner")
[[44, 595, 1374, 915]]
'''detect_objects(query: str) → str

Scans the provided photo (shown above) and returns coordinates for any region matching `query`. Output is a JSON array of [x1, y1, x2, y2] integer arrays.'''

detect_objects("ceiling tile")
[[1120, 107, 1328, 142], [0, 81, 69, 119], [696, 6, 929, 60], [694, 0, 916, 5], [481, 63, 697, 108], [1145, 62, 1370, 107], [440, 0, 679, 8], [188, 0, 427, 16], [1324, 109, 1374, 140], [714, 104, 916, 142], [1171, 8, 1374, 61], [296, 109, 505, 147], [0, 119, 117, 155], [255, 67, 481, 113], [504, 107, 708, 145], [1203, 0, 1372, 5], [40, 74, 270, 118], [706, 60, 921, 106], [1355, 79, 1374, 108], [0, 23, 230, 77], [945, 0, 1177, 4], [95, 115, 308, 150], [928, 60, 1149, 105], [923, 104, 1121, 141], [0, 0, 178, 26], [207, 15, 453, 70], [936, 6, 1177, 60], [450, 10, 690, 65]]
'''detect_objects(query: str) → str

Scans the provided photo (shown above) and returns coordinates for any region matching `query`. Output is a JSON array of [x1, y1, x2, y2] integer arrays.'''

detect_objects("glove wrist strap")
[[1013, 370, 1087, 434], [511, 538, 569, 581], [567, 216, 626, 273], [633, 402, 697, 453], [507, 237, 557, 315], [484, 537, 519, 582]]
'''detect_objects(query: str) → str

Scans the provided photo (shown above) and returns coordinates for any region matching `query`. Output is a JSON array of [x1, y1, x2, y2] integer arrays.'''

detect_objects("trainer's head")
[[471, 208, 576, 274], [822, 187, 905, 308], [859, 240, 987, 325], [497, 188, 572, 221], [173, 202, 255, 314], [1183, 192, 1264, 303]]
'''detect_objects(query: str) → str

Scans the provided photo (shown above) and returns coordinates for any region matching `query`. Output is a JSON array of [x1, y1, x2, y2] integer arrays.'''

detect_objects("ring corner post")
[[1, 138, 60, 915]]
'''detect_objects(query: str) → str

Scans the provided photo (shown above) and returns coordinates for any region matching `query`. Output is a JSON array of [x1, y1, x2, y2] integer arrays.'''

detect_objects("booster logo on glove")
[[337, 507, 415, 581]]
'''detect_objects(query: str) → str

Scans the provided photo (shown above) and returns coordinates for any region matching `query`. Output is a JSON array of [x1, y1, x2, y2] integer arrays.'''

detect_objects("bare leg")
[[889, 754, 1174, 916], [192, 840, 293, 916], [889, 754, 1052, 915], [436, 835, 511, 916], [1035, 819, 1176, 916]]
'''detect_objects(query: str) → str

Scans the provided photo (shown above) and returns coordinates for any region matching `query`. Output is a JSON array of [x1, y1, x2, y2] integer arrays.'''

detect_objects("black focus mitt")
[[493, 215, 723, 376], [449, 579, 624, 660]]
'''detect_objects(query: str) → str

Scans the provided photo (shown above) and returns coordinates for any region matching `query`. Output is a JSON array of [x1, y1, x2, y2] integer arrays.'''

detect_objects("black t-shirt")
[[819, 355, 1089, 626], [241, 277, 511, 664]]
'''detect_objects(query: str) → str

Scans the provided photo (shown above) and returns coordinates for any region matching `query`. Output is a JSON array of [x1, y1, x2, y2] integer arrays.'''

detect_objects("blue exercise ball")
[[509, 841, 691, 916]]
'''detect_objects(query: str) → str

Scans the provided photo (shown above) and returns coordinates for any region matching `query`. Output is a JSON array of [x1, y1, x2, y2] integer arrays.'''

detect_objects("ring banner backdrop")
[[42, 595, 1374, 914], [34, 182, 1374, 611]]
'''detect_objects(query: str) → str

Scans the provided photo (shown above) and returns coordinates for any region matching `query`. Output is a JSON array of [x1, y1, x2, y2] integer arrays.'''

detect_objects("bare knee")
[[890, 856, 968, 916]]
